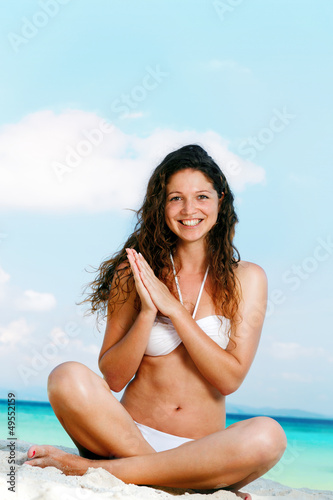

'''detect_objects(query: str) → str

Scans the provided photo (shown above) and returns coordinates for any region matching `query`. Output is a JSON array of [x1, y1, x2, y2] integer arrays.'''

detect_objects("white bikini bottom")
[[134, 421, 195, 452]]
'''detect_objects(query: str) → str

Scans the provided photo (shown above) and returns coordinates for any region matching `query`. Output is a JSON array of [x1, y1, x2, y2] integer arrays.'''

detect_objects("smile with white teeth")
[[179, 219, 203, 226]]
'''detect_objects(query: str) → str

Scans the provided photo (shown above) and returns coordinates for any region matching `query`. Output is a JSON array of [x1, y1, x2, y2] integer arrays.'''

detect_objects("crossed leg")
[[25, 362, 287, 497], [44, 361, 156, 459]]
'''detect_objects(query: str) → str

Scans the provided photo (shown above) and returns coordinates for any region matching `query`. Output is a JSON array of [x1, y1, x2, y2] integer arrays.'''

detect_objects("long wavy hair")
[[81, 144, 241, 335]]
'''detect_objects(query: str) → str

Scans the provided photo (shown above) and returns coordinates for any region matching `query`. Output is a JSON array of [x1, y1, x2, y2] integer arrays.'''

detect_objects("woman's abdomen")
[[120, 347, 226, 439]]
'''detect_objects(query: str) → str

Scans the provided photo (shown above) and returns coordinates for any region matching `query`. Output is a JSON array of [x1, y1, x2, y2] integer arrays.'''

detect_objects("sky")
[[0, 0, 332, 417]]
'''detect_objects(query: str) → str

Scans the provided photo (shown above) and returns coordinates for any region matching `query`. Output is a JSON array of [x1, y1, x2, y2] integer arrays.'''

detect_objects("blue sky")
[[0, 0, 332, 417]]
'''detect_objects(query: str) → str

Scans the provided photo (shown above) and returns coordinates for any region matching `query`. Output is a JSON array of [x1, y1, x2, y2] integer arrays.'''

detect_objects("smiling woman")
[[25, 144, 287, 499], [84, 144, 242, 335], [165, 169, 223, 239]]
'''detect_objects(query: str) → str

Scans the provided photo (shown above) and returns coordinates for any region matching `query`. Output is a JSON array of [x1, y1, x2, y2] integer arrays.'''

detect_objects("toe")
[[27, 444, 54, 459], [233, 492, 251, 500], [27, 445, 37, 459], [24, 458, 45, 468]]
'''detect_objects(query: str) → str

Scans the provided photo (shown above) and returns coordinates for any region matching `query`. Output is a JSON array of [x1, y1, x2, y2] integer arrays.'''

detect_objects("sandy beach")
[[0, 440, 332, 500]]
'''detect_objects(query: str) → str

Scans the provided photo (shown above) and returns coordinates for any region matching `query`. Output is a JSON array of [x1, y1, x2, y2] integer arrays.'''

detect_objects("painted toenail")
[[32, 450, 35, 457]]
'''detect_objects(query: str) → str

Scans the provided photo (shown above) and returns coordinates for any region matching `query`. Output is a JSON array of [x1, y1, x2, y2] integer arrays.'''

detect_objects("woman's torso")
[[121, 269, 232, 439]]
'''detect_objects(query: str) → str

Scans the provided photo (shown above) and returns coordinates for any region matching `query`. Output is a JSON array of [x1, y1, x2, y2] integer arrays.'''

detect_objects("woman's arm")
[[98, 254, 157, 392], [99, 307, 156, 393], [168, 262, 267, 395], [136, 253, 267, 395]]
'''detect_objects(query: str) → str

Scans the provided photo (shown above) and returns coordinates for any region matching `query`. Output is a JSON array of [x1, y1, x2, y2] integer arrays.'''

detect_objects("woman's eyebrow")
[[167, 189, 213, 195]]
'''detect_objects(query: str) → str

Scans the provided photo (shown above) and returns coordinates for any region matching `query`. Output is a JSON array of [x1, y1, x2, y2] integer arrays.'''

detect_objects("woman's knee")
[[47, 361, 93, 402], [251, 417, 287, 465]]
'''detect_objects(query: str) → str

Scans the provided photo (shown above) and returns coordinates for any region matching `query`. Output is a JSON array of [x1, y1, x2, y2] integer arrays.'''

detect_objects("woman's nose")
[[181, 198, 197, 214]]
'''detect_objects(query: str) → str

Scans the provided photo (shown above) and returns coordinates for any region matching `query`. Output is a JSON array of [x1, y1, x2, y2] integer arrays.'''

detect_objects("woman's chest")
[[170, 274, 216, 318]]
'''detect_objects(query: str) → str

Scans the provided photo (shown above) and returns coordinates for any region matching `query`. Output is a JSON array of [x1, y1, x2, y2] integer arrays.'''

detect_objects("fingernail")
[[32, 450, 35, 457]]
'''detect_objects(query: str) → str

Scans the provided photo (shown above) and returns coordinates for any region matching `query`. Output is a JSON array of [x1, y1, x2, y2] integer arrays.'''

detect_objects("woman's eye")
[[168, 195, 209, 201]]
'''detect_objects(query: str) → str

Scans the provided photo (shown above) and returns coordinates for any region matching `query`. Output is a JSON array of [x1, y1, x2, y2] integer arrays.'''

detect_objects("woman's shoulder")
[[108, 260, 133, 298], [115, 260, 131, 276], [116, 260, 129, 269], [234, 260, 267, 288], [107, 259, 136, 312]]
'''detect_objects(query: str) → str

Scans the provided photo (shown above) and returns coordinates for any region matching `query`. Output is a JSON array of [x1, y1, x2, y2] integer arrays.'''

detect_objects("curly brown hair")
[[80, 144, 241, 334]]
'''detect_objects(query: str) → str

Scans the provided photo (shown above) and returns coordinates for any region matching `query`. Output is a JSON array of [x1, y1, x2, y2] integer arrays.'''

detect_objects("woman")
[[25, 145, 287, 499]]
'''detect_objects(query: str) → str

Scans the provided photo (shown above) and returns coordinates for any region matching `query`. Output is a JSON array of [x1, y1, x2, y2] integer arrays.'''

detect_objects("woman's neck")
[[174, 240, 208, 274]]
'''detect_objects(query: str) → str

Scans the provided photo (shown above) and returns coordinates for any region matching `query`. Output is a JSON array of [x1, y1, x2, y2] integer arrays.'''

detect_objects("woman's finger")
[[138, 252, 154, 272], [136, 252, 158, 281], [132, 250, 144, 273], [126, 250, 142, 282], [126, 249, 157, 312], [130, 249, 173, 302]]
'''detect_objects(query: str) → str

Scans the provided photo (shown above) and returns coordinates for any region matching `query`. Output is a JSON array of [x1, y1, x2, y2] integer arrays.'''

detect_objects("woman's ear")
[[218, 191, 225, 209]]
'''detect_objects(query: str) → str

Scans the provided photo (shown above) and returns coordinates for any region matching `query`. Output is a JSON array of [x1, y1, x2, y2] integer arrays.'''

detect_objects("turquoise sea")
[[1, 399, 332, 491]]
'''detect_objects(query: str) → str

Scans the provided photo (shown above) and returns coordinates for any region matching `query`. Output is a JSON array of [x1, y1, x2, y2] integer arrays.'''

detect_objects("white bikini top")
[[144, 255, 230, 357]]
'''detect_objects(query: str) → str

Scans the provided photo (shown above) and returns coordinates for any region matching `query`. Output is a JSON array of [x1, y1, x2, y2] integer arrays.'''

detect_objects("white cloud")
[[281, 372, 314, 383], [16, 290, 57, 312], [0, 266, 10, 300], [1, 318, 101, 388], [0, 266, 10, 284], [270, 341, 326, 360], [0, 109, 265, 213], [48, 327, 100, 356], [120, 111, 145, 120], [71, 339, 100, 355], [0, 318, 34, 345]]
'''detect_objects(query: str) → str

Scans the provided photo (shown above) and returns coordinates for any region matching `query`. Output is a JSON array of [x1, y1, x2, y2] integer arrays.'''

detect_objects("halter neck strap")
[[170, 253, 209, 319]]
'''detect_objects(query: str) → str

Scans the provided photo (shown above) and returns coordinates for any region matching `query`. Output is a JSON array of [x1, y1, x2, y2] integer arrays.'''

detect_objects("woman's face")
[[165, 169, 222, 243]]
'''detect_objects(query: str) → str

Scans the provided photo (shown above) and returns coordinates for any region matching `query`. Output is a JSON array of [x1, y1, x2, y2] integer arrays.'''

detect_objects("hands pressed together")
[[125, 248, 181, 318]]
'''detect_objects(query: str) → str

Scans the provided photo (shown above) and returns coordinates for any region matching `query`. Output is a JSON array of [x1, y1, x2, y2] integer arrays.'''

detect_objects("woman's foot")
[[232, 490, 252, 500], [24, 445, 252, 498], [24, 445, 91, 476]]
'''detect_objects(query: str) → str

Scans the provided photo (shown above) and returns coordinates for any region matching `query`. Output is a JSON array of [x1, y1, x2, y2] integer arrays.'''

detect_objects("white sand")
[[0, 440, 332, 500]]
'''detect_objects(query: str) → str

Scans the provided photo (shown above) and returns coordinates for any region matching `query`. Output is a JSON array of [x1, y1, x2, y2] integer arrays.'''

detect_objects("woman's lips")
[[178, 219, 203, 227]]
